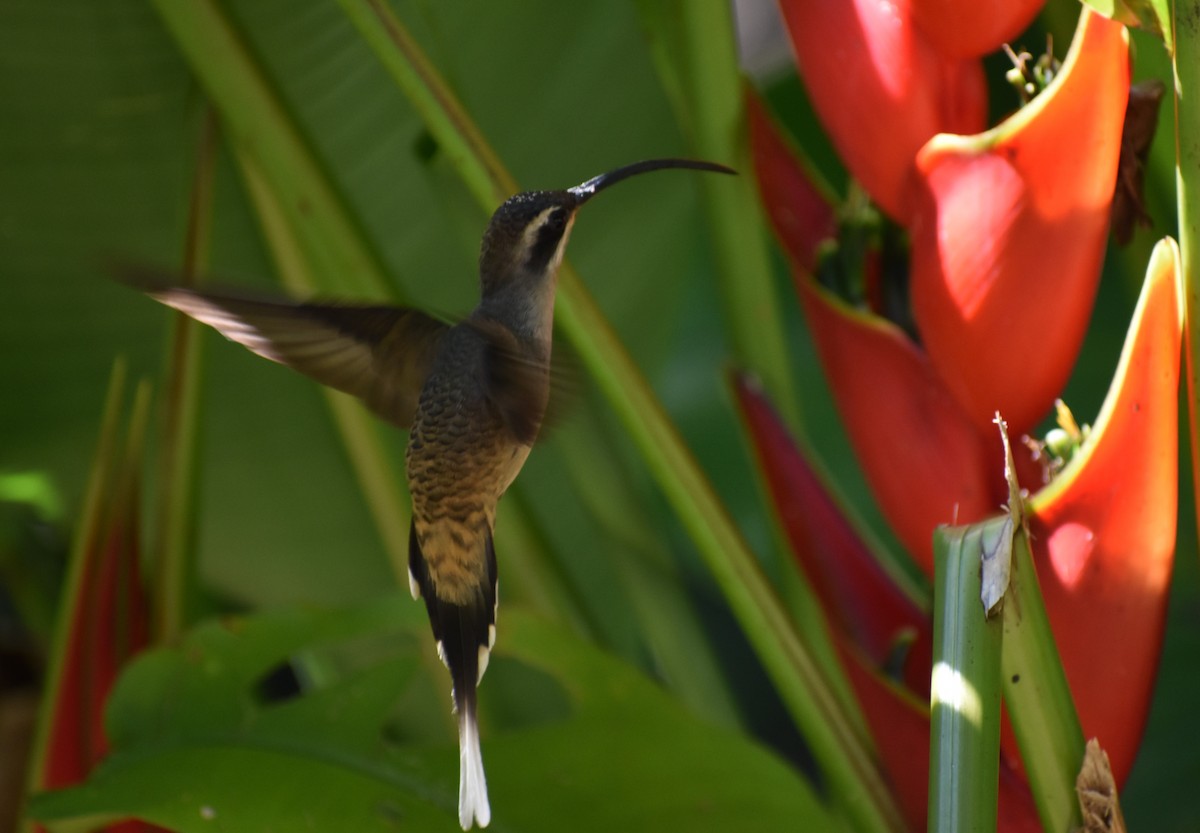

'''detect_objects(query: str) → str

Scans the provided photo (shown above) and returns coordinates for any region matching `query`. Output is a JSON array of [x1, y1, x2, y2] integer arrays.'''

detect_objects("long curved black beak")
[[567, 158, 736, 205]]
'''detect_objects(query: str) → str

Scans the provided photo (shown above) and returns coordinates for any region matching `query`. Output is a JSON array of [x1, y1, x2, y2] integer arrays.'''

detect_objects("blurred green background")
[[2, 0, 1198, 829]]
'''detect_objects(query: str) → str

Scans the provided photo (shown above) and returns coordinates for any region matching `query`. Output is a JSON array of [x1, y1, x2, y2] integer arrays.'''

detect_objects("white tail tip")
[[458, 711, 491, 829]]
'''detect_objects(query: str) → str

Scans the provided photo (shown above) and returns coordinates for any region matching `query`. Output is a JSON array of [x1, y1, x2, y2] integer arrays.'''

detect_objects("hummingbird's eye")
[[526, 208, 570, 271], [544, 208, 567, 233]]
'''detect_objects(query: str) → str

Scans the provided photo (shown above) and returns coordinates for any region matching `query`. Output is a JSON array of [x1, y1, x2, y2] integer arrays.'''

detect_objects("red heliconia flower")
[[731, 372, 933, 694], [1024, 238, 1181, 783], [746, 0, 1179, 808], [734, 238, 1180, 819], [40, 499, 148, 791], [34, 434, 163, 833], [747, 93, 997, 572], [909, 0, 1046, 58], [797, 281, 999, 573], [908, 8, 1130, 436], [777, 0, 987, 223], [745, 91, 837, 275]]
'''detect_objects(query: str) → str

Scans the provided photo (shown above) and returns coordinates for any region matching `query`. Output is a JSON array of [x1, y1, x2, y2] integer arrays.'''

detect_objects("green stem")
[[991, 416, 1084, 831], [1174, 1, 1200, 535], [1001, 523, 1085, 831], [234, 151, 413, 582], [674, 0, 801, 428], [561, 408, 744, 728], [149, 0, 391, 298], [353, 0, 516, 207], [155, 111, 216, 642], [929, 524, 1004, 833]]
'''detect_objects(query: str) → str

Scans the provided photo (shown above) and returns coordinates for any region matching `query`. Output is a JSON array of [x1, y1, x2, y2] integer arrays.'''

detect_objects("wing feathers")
[[123, 269, 448, 430]]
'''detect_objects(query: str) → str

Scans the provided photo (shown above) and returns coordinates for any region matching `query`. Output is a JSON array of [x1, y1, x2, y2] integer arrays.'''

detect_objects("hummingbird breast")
[[405, 325, 537, 605]]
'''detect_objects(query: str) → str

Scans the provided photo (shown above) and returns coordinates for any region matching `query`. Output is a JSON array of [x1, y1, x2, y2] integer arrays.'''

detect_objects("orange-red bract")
[[35, 420, 161, 833], [731, 372, 933, 694], [777, 0, 987, 222], [40, 498, 147, 791], [744, 90, 836, 274], [747, 95, 996, 573], [908, 8, 1130, 436], [1026, 238, 1182, 783]]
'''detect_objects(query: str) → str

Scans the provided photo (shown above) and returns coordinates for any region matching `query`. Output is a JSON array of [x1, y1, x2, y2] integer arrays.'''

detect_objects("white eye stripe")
[[521, 206, 565, 249]]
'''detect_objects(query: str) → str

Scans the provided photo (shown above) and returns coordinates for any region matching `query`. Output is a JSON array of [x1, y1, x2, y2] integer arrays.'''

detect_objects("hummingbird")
[[125, 157, 735, 828]]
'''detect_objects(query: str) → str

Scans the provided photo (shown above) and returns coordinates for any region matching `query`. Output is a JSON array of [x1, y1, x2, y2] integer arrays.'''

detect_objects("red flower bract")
[[748, 95, 996, 572], [778, 0, 987, 222], [908, 8, 1130, 436], [1026, 238, 1182, 784]]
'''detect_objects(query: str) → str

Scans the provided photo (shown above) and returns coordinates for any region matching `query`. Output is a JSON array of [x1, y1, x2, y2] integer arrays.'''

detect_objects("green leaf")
[[30, 601, 836, 832]]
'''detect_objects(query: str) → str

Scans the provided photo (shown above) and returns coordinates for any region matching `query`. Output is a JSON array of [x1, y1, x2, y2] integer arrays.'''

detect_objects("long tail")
[[458, 697, 490, 829], [408, 523, 497, 829]]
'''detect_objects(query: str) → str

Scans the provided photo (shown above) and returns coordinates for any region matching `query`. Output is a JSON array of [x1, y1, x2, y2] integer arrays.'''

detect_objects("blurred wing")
[[471, 318, 551, 445], [130, 275, 447, 430]]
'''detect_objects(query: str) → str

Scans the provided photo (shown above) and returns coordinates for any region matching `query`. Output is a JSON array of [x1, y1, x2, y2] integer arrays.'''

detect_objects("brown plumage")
[[122, 157, 735, 829]]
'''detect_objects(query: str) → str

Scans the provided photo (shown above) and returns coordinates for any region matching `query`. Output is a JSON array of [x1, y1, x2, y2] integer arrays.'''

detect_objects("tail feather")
[[409, 522, 498, 829], [459, 703, 491, 828]]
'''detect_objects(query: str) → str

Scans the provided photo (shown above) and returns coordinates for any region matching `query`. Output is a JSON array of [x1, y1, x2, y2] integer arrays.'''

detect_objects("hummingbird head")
[[475, 158, 734, 343], [478, 189, 581, 299], [477, 158, 736, 299]]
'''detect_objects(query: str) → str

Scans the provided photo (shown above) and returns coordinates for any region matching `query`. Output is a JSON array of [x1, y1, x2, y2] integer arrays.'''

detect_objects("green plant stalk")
[[1001, 523, 1085, 831], [560, 409, 744, 728], [155, 111, 216, 642], [929, 524, 1003, 833], [649, 4, 871, 727], [1175, 0, 1200, 527], [354, 0, 517, 207], [148, 0, 391, 299], [988, 415, 1083, 831], [119, 378, 155, 621], [667, 0, 802, 428], [234, 151, 412, 582], [340, 3, 901, 830], [21, 360, 127, 831]]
